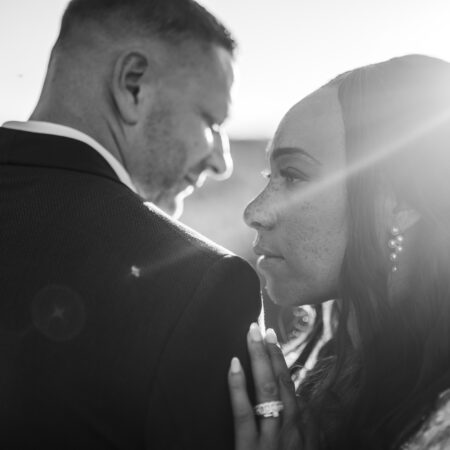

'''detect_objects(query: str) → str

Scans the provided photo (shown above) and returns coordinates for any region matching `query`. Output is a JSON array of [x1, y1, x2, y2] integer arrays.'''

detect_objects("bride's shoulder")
[[401, 389, 450, 450]]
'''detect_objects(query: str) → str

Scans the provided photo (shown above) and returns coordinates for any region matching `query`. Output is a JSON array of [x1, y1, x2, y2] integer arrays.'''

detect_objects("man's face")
[[126, 45, 234, 218]]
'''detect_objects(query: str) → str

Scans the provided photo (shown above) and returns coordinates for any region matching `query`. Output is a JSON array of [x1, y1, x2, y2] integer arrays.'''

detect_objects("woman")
[[228, 55, 450, 449]]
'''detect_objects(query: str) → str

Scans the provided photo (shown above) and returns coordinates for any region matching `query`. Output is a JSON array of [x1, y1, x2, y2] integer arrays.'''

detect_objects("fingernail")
[[265, 328, 278, 344], [230, 357, 241, 374], [249, 322, 262, 342]]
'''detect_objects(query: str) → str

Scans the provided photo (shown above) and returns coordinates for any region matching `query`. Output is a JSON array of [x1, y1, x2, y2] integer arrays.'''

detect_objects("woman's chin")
[[264, 282, 304, 307], [264, 279, 332, 307]]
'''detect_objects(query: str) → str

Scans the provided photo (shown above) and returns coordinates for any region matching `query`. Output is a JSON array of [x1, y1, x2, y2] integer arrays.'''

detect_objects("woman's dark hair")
[[298, 55, 450, 449]]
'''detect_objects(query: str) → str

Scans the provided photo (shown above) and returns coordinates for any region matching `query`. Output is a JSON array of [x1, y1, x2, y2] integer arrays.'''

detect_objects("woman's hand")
[[228, 323, 306, 450]]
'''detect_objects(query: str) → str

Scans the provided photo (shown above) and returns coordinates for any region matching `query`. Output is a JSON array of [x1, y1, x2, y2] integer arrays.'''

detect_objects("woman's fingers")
[[228, 357, 257, 450], [265, 328, 306, 449], [247, 323, 281, 444], [248, 323, 279, 402], [229, 324, 306, 450], [265, 329, 299, 419]]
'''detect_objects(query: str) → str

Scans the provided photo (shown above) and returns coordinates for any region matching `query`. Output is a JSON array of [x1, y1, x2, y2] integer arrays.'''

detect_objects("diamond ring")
[[254, 401, 284, 418]]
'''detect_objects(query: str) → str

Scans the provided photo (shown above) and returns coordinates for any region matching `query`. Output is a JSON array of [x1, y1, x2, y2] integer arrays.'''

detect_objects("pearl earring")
[[388, 226, 404, 272]]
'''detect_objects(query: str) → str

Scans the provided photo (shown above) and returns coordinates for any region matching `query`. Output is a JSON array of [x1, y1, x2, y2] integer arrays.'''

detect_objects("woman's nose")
[[243, 191, 276, 230]]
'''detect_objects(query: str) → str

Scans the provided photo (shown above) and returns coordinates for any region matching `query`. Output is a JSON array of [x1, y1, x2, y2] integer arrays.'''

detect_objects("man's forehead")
[[195, 46, 234, 123], [214, 46, 235, 88]]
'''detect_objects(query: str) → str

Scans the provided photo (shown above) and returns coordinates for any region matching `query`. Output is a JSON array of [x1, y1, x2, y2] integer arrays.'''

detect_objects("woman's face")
[[244, 86, 348, 306]]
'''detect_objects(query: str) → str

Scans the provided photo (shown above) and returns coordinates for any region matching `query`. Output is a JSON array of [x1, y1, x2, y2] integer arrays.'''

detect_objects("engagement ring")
[[254, 401, 284, 418]]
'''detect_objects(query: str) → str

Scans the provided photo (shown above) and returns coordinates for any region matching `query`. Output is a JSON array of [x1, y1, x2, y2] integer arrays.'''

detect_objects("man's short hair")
[[55, 0, 236, 54]]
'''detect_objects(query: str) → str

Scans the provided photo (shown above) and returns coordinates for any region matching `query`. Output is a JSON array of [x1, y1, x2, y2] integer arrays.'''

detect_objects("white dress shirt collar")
[[2, 120, 137, 193]]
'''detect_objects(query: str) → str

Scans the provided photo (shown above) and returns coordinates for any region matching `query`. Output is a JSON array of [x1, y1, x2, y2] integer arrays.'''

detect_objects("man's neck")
[[30, 105, 125, 168]]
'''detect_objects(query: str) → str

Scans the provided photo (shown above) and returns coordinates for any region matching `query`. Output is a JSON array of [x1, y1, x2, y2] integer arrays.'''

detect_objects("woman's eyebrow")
[[270, 146, 322, 165]]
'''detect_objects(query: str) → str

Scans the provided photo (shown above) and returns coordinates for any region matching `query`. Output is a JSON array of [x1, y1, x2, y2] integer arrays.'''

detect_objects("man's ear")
[[111, 50, 154, 125]]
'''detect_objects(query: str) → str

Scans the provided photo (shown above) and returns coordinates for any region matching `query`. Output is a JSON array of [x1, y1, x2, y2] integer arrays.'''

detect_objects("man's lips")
[[184, 175, 197, 186], [176, 176, 198, 196]]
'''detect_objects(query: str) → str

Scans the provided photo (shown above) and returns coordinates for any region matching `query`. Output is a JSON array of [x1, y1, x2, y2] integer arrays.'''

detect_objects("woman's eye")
[[280, 168, 308, 183], [260, 167, 308, 184]]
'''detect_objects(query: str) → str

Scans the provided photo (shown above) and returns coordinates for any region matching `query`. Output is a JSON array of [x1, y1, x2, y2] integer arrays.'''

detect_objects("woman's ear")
[[393, 203, 421, 232], [384, 192, 421, 233], [111, 50, 155, 125]]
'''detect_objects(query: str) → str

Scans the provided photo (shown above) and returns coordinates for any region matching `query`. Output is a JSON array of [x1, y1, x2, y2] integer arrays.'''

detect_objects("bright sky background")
[[1, 0, 450, 138]]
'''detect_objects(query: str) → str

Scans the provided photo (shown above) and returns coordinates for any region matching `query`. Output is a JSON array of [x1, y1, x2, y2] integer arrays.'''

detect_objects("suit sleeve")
[[145, 254, 262, 450]]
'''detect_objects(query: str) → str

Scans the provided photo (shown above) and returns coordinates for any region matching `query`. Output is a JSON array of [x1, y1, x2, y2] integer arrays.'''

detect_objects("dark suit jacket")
[[0, 127, 261, 449]]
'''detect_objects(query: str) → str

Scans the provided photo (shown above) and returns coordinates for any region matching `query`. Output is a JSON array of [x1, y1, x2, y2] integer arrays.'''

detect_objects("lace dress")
[[401, 389, 450, 450]]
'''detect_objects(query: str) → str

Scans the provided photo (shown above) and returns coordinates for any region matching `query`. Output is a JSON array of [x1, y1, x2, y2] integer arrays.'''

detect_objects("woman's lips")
[[253, 244, 284, 272], [256, 254, 284, 272], [253, 244, 283, 259]]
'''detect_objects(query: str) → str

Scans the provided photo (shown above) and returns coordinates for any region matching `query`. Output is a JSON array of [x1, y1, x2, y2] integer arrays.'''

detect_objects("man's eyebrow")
[[270, 147, 322, 165]]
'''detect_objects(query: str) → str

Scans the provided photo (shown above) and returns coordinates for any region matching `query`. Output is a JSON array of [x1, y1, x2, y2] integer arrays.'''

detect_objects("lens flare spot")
[[130, 265, 141, 278], [31, 285, 86, 341]]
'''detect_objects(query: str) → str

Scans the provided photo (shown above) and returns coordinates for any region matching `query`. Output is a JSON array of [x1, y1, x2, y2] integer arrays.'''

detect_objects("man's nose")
[[206, 126, 233, 180]]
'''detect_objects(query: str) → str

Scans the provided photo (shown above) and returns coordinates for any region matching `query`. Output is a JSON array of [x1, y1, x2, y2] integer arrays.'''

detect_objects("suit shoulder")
[[92, 185, 235, 261], [141, 201, 232, 257]]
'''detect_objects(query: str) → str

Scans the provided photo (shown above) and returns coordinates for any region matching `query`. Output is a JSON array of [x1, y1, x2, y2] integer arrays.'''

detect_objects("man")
[[0, 1, 261, 448]]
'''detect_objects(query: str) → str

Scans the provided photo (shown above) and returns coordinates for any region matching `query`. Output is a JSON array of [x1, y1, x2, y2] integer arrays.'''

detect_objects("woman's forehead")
[[270, 86, 345, 161]]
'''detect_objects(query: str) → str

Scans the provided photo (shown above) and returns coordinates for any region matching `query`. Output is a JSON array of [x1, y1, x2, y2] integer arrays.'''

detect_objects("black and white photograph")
[[1, 1, 450, 448]]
